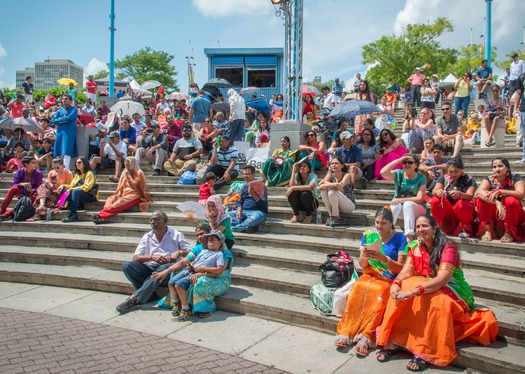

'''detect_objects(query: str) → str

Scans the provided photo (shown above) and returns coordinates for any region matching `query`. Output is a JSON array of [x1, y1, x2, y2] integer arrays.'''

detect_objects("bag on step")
[[332, 269, 359, 317], [319, 250, 354, 288], [310, 283, 335, 316], [12, 196, 35, 221], [177, 171, 197, 185]]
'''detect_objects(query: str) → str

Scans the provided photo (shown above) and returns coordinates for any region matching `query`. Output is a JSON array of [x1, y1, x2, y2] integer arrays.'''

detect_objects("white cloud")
[[192, 0, 269, 17], [84, 57, 107, 77], [0, 43, 6, 59]]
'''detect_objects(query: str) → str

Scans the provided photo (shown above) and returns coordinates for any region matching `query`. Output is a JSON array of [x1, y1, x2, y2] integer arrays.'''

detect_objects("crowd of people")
[[1, 58, 525, 371]]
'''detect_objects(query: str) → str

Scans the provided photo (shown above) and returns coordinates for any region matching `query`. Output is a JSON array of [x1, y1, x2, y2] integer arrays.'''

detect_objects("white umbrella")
[[168, 92, 190, 101], [110, 100, 145, 117], [140, 80, 162, 90], [239, 87, 259, 95]]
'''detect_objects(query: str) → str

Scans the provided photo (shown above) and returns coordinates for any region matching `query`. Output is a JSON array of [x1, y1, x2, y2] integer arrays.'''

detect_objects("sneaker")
[[515, 159, 525, 165], [61, 214, 79, 223], [171, 306, 182, 317], [458, 232, 470, 238], [176, 309, 191, 322], [116, 297, 138, 314], [245, 225, 259, 234], [151, 169, 161, 176]]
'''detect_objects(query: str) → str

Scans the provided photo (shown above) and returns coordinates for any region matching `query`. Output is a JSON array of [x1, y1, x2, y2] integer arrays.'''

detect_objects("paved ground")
[[0, 282, 465, 374]]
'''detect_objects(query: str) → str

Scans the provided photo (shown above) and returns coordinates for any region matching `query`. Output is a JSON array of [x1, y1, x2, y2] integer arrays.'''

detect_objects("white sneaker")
[[515, 159, 525, 165], [458, 232, 470, 238]]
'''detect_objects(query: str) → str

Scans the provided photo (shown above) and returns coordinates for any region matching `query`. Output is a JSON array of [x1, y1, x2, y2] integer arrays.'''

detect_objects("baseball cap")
[[340, 131, 355, 140], [151, 123, 160, 129], [109, 131, 119, 138], [204, 230, 226, 243]]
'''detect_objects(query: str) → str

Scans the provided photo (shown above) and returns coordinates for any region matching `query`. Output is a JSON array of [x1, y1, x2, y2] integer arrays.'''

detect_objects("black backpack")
[[12, 196, 35, 221], [319, 252, 354, 288]]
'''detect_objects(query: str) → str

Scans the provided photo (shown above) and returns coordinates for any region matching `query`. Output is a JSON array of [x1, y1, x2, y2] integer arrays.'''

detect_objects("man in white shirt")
[[322, 86, 337, 108], [509, 53, 525, 95], [116, 211, 192, 314], [90, 130, 127, 182]]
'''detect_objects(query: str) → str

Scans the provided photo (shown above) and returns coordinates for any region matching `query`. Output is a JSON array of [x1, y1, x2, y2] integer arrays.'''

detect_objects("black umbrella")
[[212, 102, 230, 116], [205, 78, 233, 88], [201, 84, 221, 97]]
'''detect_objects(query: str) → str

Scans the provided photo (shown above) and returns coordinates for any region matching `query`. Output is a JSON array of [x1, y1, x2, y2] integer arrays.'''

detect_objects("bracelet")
[[392, 278, 402, 286], [383, 256, 391, 265], [416, 285, 425, 295]]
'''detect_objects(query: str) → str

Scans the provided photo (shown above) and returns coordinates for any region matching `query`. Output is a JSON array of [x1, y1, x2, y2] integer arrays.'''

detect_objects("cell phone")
[[411, 108, 417, 117]]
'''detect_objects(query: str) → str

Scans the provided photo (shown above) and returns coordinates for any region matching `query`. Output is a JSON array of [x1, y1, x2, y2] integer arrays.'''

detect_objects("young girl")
[[420, 138, 435, 162], [6, 142, 29, 172], [168, 230, 226, 321], [199, 172, 216, 205]]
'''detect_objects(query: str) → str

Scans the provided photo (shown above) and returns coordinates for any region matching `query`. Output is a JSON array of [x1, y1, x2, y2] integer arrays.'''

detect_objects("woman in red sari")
[[376, 215, 498, 371], [302, 94, 316, 119], [430, 158, 477, 237], [474, 157, 525, 242]]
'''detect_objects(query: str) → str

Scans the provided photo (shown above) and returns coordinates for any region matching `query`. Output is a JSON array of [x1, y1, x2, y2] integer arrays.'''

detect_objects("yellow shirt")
[[456, 80, 470, 98], [64, 171, 98, 199]]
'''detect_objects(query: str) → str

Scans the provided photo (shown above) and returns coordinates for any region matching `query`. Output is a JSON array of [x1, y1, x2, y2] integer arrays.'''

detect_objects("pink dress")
[[374, 143, 408, 180]]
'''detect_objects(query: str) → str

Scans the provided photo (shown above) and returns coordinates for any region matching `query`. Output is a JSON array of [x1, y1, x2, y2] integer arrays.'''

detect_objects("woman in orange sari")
[[92, 156, 152, 224], [335, 207, 407, 357], [376, 215, 498, 371]]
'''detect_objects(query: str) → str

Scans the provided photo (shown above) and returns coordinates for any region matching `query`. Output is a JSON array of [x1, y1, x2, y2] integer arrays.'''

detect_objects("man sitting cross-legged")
[[89, 131, 127, 183]]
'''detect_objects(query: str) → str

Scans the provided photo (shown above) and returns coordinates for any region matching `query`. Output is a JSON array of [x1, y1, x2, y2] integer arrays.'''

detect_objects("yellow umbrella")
[[57, 78, 78, 86]]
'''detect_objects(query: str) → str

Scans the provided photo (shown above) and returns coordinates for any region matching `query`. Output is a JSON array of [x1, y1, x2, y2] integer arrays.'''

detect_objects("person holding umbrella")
[[67, 83, 77, 105], [51, 94, 78, 170]]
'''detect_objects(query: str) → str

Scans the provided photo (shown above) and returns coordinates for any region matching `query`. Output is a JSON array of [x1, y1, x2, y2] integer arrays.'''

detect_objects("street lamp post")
[[485, 0, 492, 66], [109, 0, 115, 97]]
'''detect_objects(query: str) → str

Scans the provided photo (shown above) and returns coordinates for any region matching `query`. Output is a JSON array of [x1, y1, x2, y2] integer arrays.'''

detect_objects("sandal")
[[376, 348, 398, 363], [481, 230, 493, 241], [407, 356, 429, 372], [485, 139, 496, 147], [500, 232, 514, 243], [334, 336, 351, 348], [109, 176, 119, 183], [354, 339, 370, 357]]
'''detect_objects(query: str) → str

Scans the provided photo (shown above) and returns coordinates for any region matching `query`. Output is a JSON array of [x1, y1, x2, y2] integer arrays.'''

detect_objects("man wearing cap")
[[85, 75, 98, 104], [333, 131, 363, 186], [135, 122, 169, 176], [189, 90, 213, 134], [116, 210, 192, 314], [164, 124, 203, 176], [332, 78, 343, 98], [90, 130, 127, 182], [509, 54, 525, 95], [407, 68, 426, 107], [476, 60, 493, 99], [52, 94, 78, 169]]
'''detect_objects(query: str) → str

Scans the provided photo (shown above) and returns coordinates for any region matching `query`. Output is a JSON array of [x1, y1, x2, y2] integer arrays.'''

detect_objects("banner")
[[246, 148, 269, 170], [234, 141, 250, 163]]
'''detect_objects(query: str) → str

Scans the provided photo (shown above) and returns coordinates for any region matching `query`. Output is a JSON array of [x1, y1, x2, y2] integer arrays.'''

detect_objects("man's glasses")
[[307, 134, 316, 137], [402, 160, 415, 166], [442, 107, 451, 111]]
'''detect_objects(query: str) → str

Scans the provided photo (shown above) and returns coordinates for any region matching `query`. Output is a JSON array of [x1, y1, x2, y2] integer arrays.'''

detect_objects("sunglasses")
[[442, 107, 451, 111], [402, 160, 415, 166], [307, 134, 316, 137], [182, 129, 192, 132], [75, 161, 83, 164], [381, 133, 389, 137]]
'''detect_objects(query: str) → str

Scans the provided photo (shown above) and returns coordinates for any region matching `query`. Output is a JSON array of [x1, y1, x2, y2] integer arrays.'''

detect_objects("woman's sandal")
[[354, 339, 370, 357], [109, 176, 119, 183], [481, 230, 493, 241], [500, 232, 514, 243], [376, 347, 398, 363], [334, 337, 351, 348], [407, 356, 429, 372]]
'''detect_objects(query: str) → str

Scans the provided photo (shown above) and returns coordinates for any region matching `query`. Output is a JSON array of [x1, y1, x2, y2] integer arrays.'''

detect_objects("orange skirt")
[[336, 267, 391, 345], [376, 277, 498, 366]]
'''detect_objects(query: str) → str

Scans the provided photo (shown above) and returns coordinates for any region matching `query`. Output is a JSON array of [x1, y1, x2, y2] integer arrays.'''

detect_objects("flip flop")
[[500, 232, 514, 243], [354, 339, 370, 357], [376, 348, 398, 363], [407, 356, 429, 372]]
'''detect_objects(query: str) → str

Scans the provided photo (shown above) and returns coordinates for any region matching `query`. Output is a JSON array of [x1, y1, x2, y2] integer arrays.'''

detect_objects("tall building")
[[15, 68, 35, 90], [15, 59, 83, 91]]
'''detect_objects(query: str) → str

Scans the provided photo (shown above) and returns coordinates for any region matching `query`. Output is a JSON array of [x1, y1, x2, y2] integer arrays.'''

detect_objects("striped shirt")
[[211, 146, 239, 171]]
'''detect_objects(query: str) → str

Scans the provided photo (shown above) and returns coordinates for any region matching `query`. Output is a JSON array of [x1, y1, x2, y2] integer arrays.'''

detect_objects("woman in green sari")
[[261, 136, 296, 187]]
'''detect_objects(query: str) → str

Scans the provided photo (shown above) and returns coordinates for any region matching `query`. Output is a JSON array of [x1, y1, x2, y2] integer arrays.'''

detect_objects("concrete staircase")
[[0, 121, 524, 373]]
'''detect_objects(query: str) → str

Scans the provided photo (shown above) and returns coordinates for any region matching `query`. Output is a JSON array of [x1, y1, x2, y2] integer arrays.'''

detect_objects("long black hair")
[[74, 156, 92, 175], [331, 156, 349, 173], [378, 128, 397, 148], [375, 206, 395, 230], [417, 215, 455, 277], [357, 128, 376, 146], [297, 159, 312, 185], [492, 157, 512, 179]]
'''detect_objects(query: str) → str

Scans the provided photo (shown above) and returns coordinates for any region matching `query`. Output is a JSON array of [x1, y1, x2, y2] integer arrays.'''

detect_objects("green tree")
[[450, 44, 497, 77], [361, 18, 458, 93], [115, 47, 179, 91], [92, 69, 126, 80]]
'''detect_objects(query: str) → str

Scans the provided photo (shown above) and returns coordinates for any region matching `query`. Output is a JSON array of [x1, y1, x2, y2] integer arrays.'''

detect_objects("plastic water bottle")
[[316, 210, 322, 225], [46, 208, 52, 222]]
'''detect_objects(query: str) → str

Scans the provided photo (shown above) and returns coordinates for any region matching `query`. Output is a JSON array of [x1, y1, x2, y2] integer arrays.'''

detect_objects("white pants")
[[135, 147, 168, 171], [87, 92, 97, 103], [390, 201, 427, 236], [320, 189, 355, 218]]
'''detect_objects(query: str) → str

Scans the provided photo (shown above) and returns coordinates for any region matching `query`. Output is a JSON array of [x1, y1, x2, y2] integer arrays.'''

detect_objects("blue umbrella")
[[329, 99, 381, 119], [245, 98, 272, 113]]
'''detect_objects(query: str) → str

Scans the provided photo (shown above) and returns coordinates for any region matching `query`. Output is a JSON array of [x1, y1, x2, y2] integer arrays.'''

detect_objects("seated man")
[[164, 123, 203, 176], [165, 115, 182, 149], [119, 118, 137, 152], [418, 144, 448, 193], [476, 59, 493, 99], [333, 131, 363, 186], [89, 125, 107, 158], [0, 156, 43, 218], [5, 128, 31, 156], [227, 165, 268, 233], [34, 138, 54, 172], [90, 131, 127, 182], [135, 123, 169, 176], [204, 135, 239, 191], [213, 111, 231, 139], [384, 88, 397, 105], [436, 102, 464, 158], [116, 210, 192, 314]]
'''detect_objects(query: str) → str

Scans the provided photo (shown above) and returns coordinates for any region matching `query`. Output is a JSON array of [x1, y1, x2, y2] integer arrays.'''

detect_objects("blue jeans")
[[227, 209, 267, 232], [123, 261, 172, 304], [454, 96, 470, 115], [229, 119, 245, 145], [68, 189, 96, 215], [168, 268, 192, 290]]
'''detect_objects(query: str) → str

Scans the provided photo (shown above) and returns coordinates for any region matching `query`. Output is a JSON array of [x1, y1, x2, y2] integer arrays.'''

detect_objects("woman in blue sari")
[[153, 223, 233, 318]]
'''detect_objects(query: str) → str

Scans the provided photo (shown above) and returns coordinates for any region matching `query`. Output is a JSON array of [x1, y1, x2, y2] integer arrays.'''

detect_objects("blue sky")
[[1, 0, 523, 91]]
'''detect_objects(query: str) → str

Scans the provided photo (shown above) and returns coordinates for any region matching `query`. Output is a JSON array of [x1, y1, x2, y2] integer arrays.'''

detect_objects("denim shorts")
[[168, 269, 192, 290]]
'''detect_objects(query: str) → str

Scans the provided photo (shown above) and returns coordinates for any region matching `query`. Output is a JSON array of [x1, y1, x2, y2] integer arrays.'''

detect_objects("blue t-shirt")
[[120, 127, 137, 144], [333, 144, 362, 164], [237, 183, 268, 213], [190, 96, 212, 123], [193, 249, 224, 268], [477, 67, 492, 79]]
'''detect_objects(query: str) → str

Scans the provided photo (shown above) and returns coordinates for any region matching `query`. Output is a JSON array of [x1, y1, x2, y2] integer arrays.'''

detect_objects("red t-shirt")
[[9, 101, 27, 118], [86, 80, 97, 94]]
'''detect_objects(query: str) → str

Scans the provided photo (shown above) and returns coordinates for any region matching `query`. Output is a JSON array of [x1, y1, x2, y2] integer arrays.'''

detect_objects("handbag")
[[319, 250, 354, 288], [310, 283, 335, 316]]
